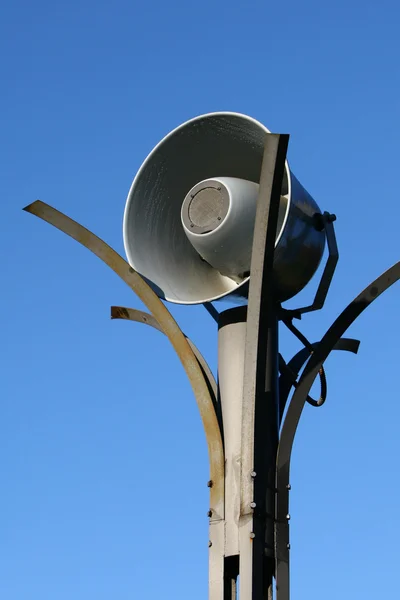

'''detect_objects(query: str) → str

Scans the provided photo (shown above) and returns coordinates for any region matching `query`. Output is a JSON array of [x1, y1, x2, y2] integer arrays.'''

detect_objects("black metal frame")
[[285, 211, 339, 319], [24, 136, 399, 600], [245, 133, 289, 598]]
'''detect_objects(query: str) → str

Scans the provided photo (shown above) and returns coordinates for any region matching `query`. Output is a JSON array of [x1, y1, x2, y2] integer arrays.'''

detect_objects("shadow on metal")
[[23, 201, 225, 520], [275, 261, 400, 600]]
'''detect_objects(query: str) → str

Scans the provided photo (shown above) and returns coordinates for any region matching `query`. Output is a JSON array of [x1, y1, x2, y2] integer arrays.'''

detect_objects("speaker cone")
[[123, 112, 325, 305]]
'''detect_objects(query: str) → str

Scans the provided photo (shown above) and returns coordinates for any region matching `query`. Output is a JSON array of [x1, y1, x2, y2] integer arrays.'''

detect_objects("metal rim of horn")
[[123, 111, 326, 305]]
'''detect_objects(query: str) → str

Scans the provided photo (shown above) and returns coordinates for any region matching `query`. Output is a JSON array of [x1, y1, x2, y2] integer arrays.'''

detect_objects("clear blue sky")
[[1, 0, 399, 598]]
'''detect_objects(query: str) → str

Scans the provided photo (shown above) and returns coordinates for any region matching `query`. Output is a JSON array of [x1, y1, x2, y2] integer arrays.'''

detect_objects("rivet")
[[209, 541, 212, 548], [287, 543, 291, 550], [250, 532, 255, 539], [250, 502, 256, 509], [207, 480, 213, 488], [251, 471, 257, 478], [286, 514, 291, 520], [207, 510, 213, 518], [286, 484, 291, 490]]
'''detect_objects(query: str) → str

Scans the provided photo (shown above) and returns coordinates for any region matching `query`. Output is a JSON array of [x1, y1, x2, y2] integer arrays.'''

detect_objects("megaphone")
[[123, 112, 325, 305]]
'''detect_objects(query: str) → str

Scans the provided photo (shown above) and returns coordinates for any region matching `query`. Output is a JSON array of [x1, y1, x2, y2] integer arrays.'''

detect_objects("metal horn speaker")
[[123, 112, 326, 305]]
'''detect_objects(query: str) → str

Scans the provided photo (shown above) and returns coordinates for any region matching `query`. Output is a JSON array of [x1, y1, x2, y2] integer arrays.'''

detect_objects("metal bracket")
[[282, 211, 338, 320], [203, 301, 220, 323], [278, 337, 360, 423]]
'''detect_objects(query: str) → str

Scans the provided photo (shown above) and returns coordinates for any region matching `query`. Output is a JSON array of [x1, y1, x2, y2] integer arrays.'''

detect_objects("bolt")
[[207, 480, 213, 488], [286, 484, 291, 490], [251, 471, 257, 478], [286, 514, 291, 521], [207, 510, 213, 518], [328, 213, 337, 222], [209, 540, 212, 548], [287, 543, 291, 550], [190, 224, 194, 228], [217, 216, 221, 220], [217, 187, 222, 191], [250, 502, 256, 509], [250, 532, 255, 539]]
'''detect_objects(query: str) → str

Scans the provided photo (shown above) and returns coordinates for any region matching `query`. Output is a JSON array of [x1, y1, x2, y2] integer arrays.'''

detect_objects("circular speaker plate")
[[181, 180, 230, 234]]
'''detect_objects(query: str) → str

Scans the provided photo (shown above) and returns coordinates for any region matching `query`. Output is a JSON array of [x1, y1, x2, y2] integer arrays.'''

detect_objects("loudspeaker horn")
[[123, 112, 325, 305]]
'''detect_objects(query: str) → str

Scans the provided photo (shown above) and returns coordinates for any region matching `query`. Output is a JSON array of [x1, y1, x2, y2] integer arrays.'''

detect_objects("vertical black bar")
[[249, 134, 289, 600], [224, 576, 237, 600], [224, 556, 239, 600], [240, 133, 289, 600], [265, 315, 279, 600], [252, 315, 279, 598]]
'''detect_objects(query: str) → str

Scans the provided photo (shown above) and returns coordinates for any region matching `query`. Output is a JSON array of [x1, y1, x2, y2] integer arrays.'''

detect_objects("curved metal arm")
[[111, 306, 221, 431], [278, 337, 360, 422], [23, 201, 225, 519], [275, 261, 400, 600]]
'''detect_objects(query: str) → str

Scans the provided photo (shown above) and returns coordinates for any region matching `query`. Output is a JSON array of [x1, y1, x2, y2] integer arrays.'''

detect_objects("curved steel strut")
[[278, 337, 360, 423], [275, 261, 400, 600], [23, 201, 225, 522]]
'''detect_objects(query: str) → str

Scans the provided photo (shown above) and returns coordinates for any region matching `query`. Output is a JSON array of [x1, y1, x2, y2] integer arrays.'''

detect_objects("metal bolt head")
[[207, 480, 213, 488], [207, 510, 213, 518], [251, 471, 257, 478], [286, 514, 291, 521], [250, 532, 255, 539], [287, 543, 291, 550], [286, 484, 291, 490], [250, 502, 256, 509], [209, 540, 212, 548]]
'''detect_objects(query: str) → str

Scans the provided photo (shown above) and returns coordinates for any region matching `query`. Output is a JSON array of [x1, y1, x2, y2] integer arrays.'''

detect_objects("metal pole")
[[239, 133, 289, 600], [218, 307, 247, 600], [217, 308, 280, 600]]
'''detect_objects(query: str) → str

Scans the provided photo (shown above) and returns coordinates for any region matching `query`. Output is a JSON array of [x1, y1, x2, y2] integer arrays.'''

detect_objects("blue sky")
[[1, 0, 399, 598]]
